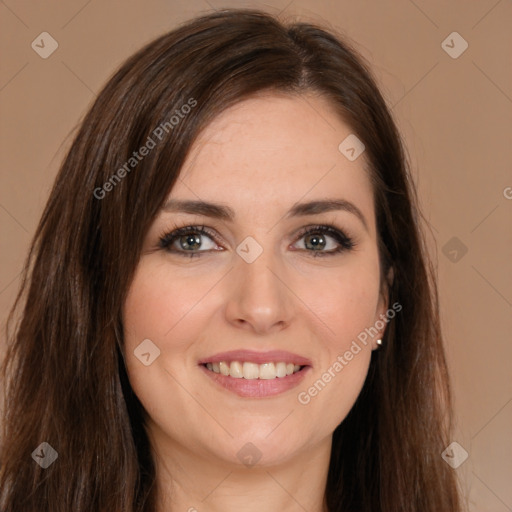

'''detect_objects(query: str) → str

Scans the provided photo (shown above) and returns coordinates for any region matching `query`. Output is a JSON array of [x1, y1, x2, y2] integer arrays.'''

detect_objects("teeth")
[[219, 361, 230, 376], [259, 362, 276, 380], [229, 361, 243, 378], [242, 362, 259, 379], [205, 361, 304, 379], [276, 362, 287, 378]]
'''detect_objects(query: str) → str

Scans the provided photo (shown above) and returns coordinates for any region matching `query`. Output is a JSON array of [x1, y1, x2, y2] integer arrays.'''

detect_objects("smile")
[[203, 361, 304, 380], [200, 362, 310, 398]]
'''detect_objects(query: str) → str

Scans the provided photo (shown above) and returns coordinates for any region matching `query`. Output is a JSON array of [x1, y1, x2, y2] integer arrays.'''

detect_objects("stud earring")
[[376, 338, 383, 347]]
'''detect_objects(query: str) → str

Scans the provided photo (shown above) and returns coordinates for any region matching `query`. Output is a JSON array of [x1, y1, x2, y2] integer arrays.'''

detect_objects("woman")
[[0, 8, 463, 512]]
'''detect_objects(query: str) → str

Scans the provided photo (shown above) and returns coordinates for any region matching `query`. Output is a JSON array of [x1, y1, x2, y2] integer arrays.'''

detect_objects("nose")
[[224, 244, 295, 335]]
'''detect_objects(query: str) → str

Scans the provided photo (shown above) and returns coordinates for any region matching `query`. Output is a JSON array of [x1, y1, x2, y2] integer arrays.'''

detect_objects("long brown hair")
[[0, 8, 462, 511]]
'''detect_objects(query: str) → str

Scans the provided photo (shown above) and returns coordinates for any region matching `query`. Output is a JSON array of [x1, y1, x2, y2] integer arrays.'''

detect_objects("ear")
[[372, 266, 394, 350]]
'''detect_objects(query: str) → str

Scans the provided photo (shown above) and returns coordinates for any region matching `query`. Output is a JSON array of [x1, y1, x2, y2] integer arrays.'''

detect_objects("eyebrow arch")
[[162, 198, 368, 231]]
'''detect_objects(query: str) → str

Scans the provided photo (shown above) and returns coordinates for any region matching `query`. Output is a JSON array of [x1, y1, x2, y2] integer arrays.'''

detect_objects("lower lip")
[[199, 364, 311, 398]]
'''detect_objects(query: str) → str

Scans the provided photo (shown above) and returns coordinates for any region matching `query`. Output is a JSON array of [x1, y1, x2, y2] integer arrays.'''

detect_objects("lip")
[[199, 363, 311, 398], [198, 349, 312, 366]]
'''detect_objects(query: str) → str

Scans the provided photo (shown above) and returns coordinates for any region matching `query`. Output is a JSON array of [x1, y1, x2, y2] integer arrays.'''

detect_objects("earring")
[[376, 338, 383, 347]]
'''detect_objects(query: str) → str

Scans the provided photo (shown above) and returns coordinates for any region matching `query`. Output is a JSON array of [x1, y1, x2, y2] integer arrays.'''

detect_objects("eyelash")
[[158, 223, 356, 259]]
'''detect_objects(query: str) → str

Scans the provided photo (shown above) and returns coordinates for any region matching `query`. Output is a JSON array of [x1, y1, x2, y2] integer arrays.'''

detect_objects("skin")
[[122, 92, 391, 512]]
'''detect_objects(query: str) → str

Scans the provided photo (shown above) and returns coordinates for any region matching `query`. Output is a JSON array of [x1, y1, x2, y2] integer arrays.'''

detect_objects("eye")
[[158, 225, 220, 258], [158, 223, 356, 259], [291, 224, 355, 257]]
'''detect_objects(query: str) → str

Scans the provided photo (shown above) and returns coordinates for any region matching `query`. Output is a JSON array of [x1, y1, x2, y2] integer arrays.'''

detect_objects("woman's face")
[[122, 93, 389, 469]]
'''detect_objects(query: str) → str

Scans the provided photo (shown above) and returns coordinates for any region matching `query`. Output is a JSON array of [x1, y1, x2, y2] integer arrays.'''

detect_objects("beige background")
[[1, 1, 511, 510]]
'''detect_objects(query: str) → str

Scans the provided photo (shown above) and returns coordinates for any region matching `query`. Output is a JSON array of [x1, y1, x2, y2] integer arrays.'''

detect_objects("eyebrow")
[[162, 198, 368, 231]]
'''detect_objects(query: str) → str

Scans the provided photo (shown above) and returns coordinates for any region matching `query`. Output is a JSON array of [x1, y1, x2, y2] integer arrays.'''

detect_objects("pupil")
[[306, 234, 325, 250], [181, 233, 201, 250]]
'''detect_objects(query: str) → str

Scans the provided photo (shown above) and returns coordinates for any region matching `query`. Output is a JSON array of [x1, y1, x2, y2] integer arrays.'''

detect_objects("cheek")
[[121, 261, 204, 394], [122, 260, 212, 346], [296, 255, 382, 349], [292, 256, 381, 425], [121, 261, 215, 436]]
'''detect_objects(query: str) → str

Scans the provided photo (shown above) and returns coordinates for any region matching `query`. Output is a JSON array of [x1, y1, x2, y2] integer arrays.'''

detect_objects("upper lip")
[[198, 349, 312, 366]]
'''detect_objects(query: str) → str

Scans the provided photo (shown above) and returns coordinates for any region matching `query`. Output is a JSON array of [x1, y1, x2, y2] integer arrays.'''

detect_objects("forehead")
[[171, 93, 375, 228]]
